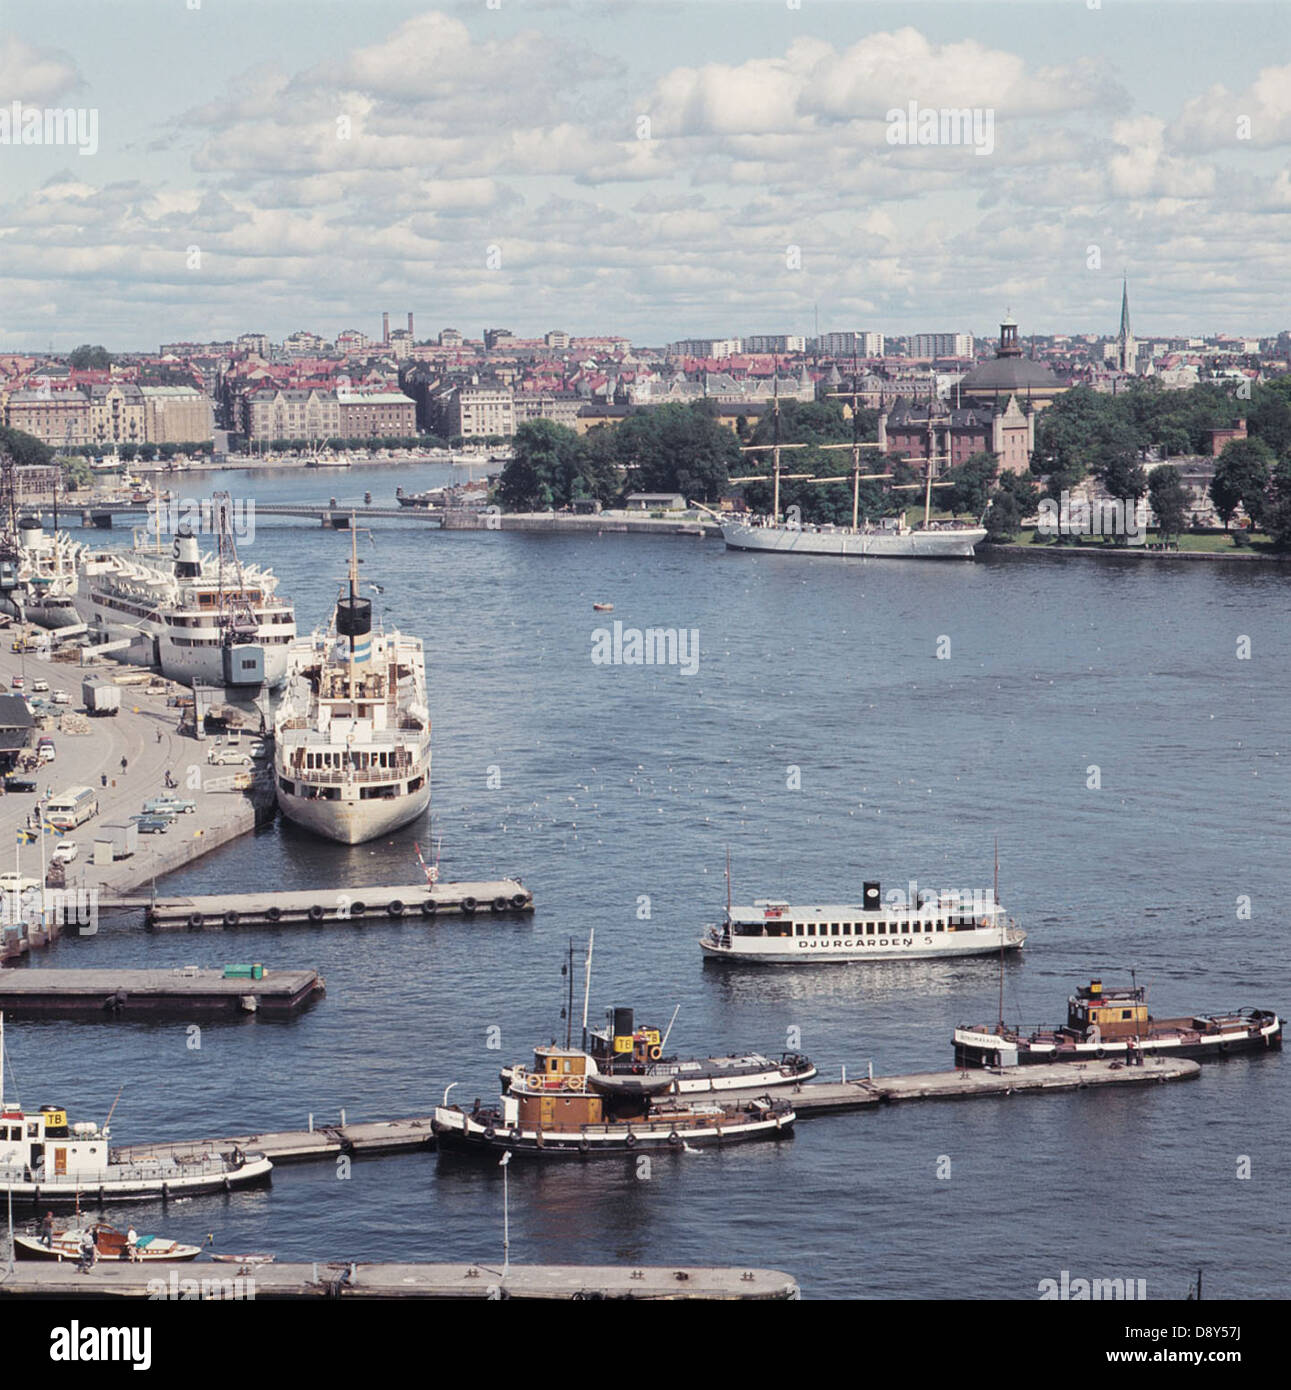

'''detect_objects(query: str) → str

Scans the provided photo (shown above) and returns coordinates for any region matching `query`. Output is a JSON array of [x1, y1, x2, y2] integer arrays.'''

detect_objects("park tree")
[[0, 425, 53, 469], [1147, 465, 1189, 540], [942, 452, 998, 518], [1210, 437, 1273, 531]]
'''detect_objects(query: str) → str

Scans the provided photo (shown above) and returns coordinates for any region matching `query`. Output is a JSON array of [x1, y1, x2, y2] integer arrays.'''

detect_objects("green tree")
[[943, 452, 998, 518], [495, 419, 611, 511], [1264, 459, 1291, 550], [61, 456, 93, 491], [614, 404, 736, 502], [1147, 465, 1188, 540], [983, 471, 1038, 542], [0, 426, 53, 468], [69, 344, 112, 370], [1210, 437, 1273, 530]]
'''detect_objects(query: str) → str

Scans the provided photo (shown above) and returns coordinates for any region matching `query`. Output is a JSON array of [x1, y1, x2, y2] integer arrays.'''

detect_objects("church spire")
[[1119, 275, 1132, 340]]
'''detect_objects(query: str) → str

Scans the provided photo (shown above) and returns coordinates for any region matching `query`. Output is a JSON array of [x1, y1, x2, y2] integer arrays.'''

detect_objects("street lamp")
[[498, 1150, 511, 1279]]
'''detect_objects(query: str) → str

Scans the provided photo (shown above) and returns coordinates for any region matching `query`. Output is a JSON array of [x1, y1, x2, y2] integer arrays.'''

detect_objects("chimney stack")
[[407, 312, 414, 339], [382, 312, 390, 343]]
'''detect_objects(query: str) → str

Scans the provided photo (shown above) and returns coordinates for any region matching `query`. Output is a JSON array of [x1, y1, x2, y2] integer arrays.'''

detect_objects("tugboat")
[[433, 1051, 795, 1159], [953, 979, 1283, 1067], [501, 1006, 815, 1099], [0, 1015, 273, 1206]]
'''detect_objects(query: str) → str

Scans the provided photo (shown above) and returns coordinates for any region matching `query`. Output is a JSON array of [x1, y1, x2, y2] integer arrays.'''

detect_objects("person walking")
[[41, 1210, 54, 1248], [120, 756, 128, 775]]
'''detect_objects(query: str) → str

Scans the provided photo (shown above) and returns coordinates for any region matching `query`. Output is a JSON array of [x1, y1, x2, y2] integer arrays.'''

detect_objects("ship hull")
[[722, 522, 984, 558], [432, 1109, 793, 1158], [1, 1156, 273, 1207], [77, 617, 292, 688], [275, 774, 431, 845], [953, 1015, 1282, 1067], [702, 928, 1025, 964], [0, 592, 83, 629]]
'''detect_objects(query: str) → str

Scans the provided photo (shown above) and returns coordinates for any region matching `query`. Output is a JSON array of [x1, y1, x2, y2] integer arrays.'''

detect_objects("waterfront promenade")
[[0, 641, 263, 907]]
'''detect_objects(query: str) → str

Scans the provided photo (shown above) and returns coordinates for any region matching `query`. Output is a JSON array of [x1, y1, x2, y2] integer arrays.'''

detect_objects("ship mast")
[[735, 359, 807, 523], [213, 490, 258, 647], [820, 355, 889, 531]]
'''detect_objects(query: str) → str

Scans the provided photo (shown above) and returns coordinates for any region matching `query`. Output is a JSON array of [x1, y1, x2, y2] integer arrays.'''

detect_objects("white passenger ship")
[[74, 523, 295, 688], [0, 1015, 273, 1206], [701, 880, 1024, 964], [0, 516, 87, 631], [273, 532, 431, 844]]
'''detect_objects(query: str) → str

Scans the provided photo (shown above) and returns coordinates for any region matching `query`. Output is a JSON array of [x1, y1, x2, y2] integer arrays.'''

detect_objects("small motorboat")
[[593, 602, 614, 612], [209, 1252, 275, 1265], [15, 1221, 200, 1263]]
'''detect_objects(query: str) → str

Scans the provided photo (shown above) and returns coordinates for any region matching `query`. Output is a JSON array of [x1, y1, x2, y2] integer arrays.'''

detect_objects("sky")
[[1, 0, 1290, 350]]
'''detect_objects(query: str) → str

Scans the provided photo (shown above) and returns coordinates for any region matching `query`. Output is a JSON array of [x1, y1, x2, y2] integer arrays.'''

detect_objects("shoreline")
[[987, 541, 1291, 564]]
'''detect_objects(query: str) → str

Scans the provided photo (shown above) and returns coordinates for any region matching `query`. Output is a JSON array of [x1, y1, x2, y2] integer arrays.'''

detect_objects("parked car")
[[50, 841, 78, 865], [144, 797, 196, 816], [51, 689, 70, 705], [207, 747, 252, 766], [137, 803, 177, 822], [30, 679, 49, 693], [130, 814, 170, 834], [36, 738, 56, 764], [10, 675, 22, 689], [0, 872, 40, 894], [4, 774, 36, 794]]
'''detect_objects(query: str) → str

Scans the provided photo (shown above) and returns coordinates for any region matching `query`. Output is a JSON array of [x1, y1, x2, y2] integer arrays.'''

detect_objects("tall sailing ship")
[[716, 368, 985, 559], [273, 529, 431, 844]]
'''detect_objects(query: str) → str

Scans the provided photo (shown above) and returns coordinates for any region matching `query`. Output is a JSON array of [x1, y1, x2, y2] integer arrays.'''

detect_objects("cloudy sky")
[[2, 0, 1289, 350]]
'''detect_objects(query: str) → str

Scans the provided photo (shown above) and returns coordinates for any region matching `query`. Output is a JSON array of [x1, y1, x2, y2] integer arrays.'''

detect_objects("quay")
[[118, 879, 534, 929], [0, 642, 271, 912], [0, 967, 324, 1017], [0, 1261, 798, 1301], [114, 1114, 436, 1165]]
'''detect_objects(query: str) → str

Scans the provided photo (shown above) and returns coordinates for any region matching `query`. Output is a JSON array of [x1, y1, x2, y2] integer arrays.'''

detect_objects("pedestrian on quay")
[[120, 757, 128, 775], [155, 729, 162, 744], [41, 1210, 54, 1248], [101, 773, 107, 788]]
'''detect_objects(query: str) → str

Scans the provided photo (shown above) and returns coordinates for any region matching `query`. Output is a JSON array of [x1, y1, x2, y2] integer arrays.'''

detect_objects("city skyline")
[[2, 2, 1290, 346]]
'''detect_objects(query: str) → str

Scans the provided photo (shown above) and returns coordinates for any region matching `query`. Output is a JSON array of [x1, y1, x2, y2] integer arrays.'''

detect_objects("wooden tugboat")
[[954, 978, 1283, 1067], [502, 1006, 814, 1100], [15, 1220, 200, 1262], [434, 1047, 795, 1159], [0, 1014, 273, 1206]]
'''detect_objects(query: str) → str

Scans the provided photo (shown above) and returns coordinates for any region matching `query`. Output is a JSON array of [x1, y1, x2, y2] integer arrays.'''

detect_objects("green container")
[[222, 964, 254, 979], [251, 963, 264, 981]]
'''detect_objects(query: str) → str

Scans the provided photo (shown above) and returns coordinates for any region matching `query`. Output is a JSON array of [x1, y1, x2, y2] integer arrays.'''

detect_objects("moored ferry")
[[0, 1015, 273, 1205], [434, 1047, 795, 1159], [701, 880, 1024, 964], [273, 529, 431, 844], [500, 1005, 815, 1098], [74, 516, 295, 688], [953, 979, 1283, 1067]]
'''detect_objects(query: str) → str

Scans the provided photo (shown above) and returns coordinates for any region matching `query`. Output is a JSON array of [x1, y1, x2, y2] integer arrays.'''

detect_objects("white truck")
[[82, 675, 122, 716]]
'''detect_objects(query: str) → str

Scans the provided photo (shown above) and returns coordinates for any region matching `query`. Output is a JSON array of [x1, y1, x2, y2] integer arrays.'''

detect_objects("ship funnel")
[[17, 515, 42, 541], [336, 594, 372, 639], [863, 881, 881, 911], [612, 1006, 634, 1042], [173, 527, 202, 579]]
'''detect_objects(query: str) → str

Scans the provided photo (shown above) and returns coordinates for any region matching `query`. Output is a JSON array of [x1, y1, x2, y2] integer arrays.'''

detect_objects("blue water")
[[6, 465, 1287, 1299]]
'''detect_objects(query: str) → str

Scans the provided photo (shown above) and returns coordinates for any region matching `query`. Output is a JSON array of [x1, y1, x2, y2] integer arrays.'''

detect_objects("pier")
[[101, 1057, 1198, 1173], [717, 1055, 1200, 1112], [0, 967, 325, 1017], [0, 1260, 798, 1301], [122, 879, 534, 929]]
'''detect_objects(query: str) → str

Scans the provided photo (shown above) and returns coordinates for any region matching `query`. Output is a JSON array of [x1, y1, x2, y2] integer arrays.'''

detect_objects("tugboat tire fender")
[[223, 910, 239, 927], [308, 905, 325, 922], [388, 900, 404, 917], [187, 913, 204, 929], [265, 907, 282, 922], [421, 899, 437, 916], [624, 1133, 637, 1148], [668, 1131, 682, 1147], [578, 1139, 590, 1154], [461, 897, 477, 914], [491, 897, 508, 912], [351, 902, 366, 917], [483, 1127, 496, 1140], [510, 893, 528, 909], [1093, 1047, 1105, 1059]]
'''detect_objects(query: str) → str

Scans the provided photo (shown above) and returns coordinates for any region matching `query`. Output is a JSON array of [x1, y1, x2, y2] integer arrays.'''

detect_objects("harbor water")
[[7, 464, 1288, 1299]]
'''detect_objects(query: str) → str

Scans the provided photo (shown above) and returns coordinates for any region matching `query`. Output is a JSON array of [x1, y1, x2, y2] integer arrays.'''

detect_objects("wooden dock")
[[0, 967, 325, 1018], [114, 1115, 437, 1165], [0, 1260, 798, 1300], [109, 879, 534, 929]]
